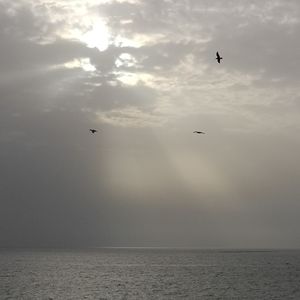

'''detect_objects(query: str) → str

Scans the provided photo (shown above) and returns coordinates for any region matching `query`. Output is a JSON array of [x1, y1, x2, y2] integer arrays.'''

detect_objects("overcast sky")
[[1, 0, 300, 248]]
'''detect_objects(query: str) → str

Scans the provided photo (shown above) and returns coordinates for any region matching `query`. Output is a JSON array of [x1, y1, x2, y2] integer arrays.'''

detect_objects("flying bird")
[[89, 129, 98, 134], [193, 131, 205, 134], [216, 51, 223, 63]]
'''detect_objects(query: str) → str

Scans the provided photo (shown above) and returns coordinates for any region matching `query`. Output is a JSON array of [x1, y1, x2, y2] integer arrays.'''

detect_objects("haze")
[[1, 0, 300, 248]]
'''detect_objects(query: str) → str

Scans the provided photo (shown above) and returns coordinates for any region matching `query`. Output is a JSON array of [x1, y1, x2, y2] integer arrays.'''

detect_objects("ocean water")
[[0, 249, 300, 299]]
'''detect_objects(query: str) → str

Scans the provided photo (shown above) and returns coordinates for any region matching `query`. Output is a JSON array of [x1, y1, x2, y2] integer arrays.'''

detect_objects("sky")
[[1, 0, 300, 248]]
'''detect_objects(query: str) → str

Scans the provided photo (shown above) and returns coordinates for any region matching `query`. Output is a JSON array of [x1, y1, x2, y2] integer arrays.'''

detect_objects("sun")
[[80, 20, 110, 52]]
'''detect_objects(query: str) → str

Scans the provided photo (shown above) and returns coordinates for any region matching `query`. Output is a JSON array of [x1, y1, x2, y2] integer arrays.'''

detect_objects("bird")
[[216, 51, 223, 63], [193, 131, 205, 134], [89, 129, 98, 134]]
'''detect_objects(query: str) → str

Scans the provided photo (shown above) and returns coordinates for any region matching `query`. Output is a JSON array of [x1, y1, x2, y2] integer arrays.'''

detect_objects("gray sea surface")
[[0, 248, 300, 299]]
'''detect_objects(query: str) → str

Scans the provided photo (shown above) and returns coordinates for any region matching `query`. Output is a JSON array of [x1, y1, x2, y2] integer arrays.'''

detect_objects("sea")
[[0, 248, 299, 299]]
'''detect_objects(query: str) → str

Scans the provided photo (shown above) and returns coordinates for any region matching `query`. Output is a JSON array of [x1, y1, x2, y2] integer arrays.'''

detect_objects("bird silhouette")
[[89, 129, 98, 134], [193, 131, 205, 134], [216, 51, 223, 63]]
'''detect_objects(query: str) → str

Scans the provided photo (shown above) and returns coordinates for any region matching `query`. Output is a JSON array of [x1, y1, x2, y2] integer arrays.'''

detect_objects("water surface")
[[1, 248, 300, 299]]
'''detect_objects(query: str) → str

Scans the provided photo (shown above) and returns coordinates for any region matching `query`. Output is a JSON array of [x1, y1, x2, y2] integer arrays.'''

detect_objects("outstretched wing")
[[216, 52, 220, 59]]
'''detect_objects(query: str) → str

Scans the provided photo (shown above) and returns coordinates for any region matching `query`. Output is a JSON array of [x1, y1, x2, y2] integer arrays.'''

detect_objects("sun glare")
[[80, 20, 110, 52]]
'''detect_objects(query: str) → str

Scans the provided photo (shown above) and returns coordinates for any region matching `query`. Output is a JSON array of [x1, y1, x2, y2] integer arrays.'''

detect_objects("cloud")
[[97, 106, 165, 127]]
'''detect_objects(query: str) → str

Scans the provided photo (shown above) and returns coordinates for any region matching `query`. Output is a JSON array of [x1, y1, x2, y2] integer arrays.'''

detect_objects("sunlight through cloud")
[[116, 72, 154, 86], [115, 53, 137, 68], [80, 20, 110, 51], [64, 58, 96, 72]]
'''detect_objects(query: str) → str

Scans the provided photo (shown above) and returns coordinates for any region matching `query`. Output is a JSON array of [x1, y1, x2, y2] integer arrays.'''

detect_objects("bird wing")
[[216, 52, 220, 58]]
